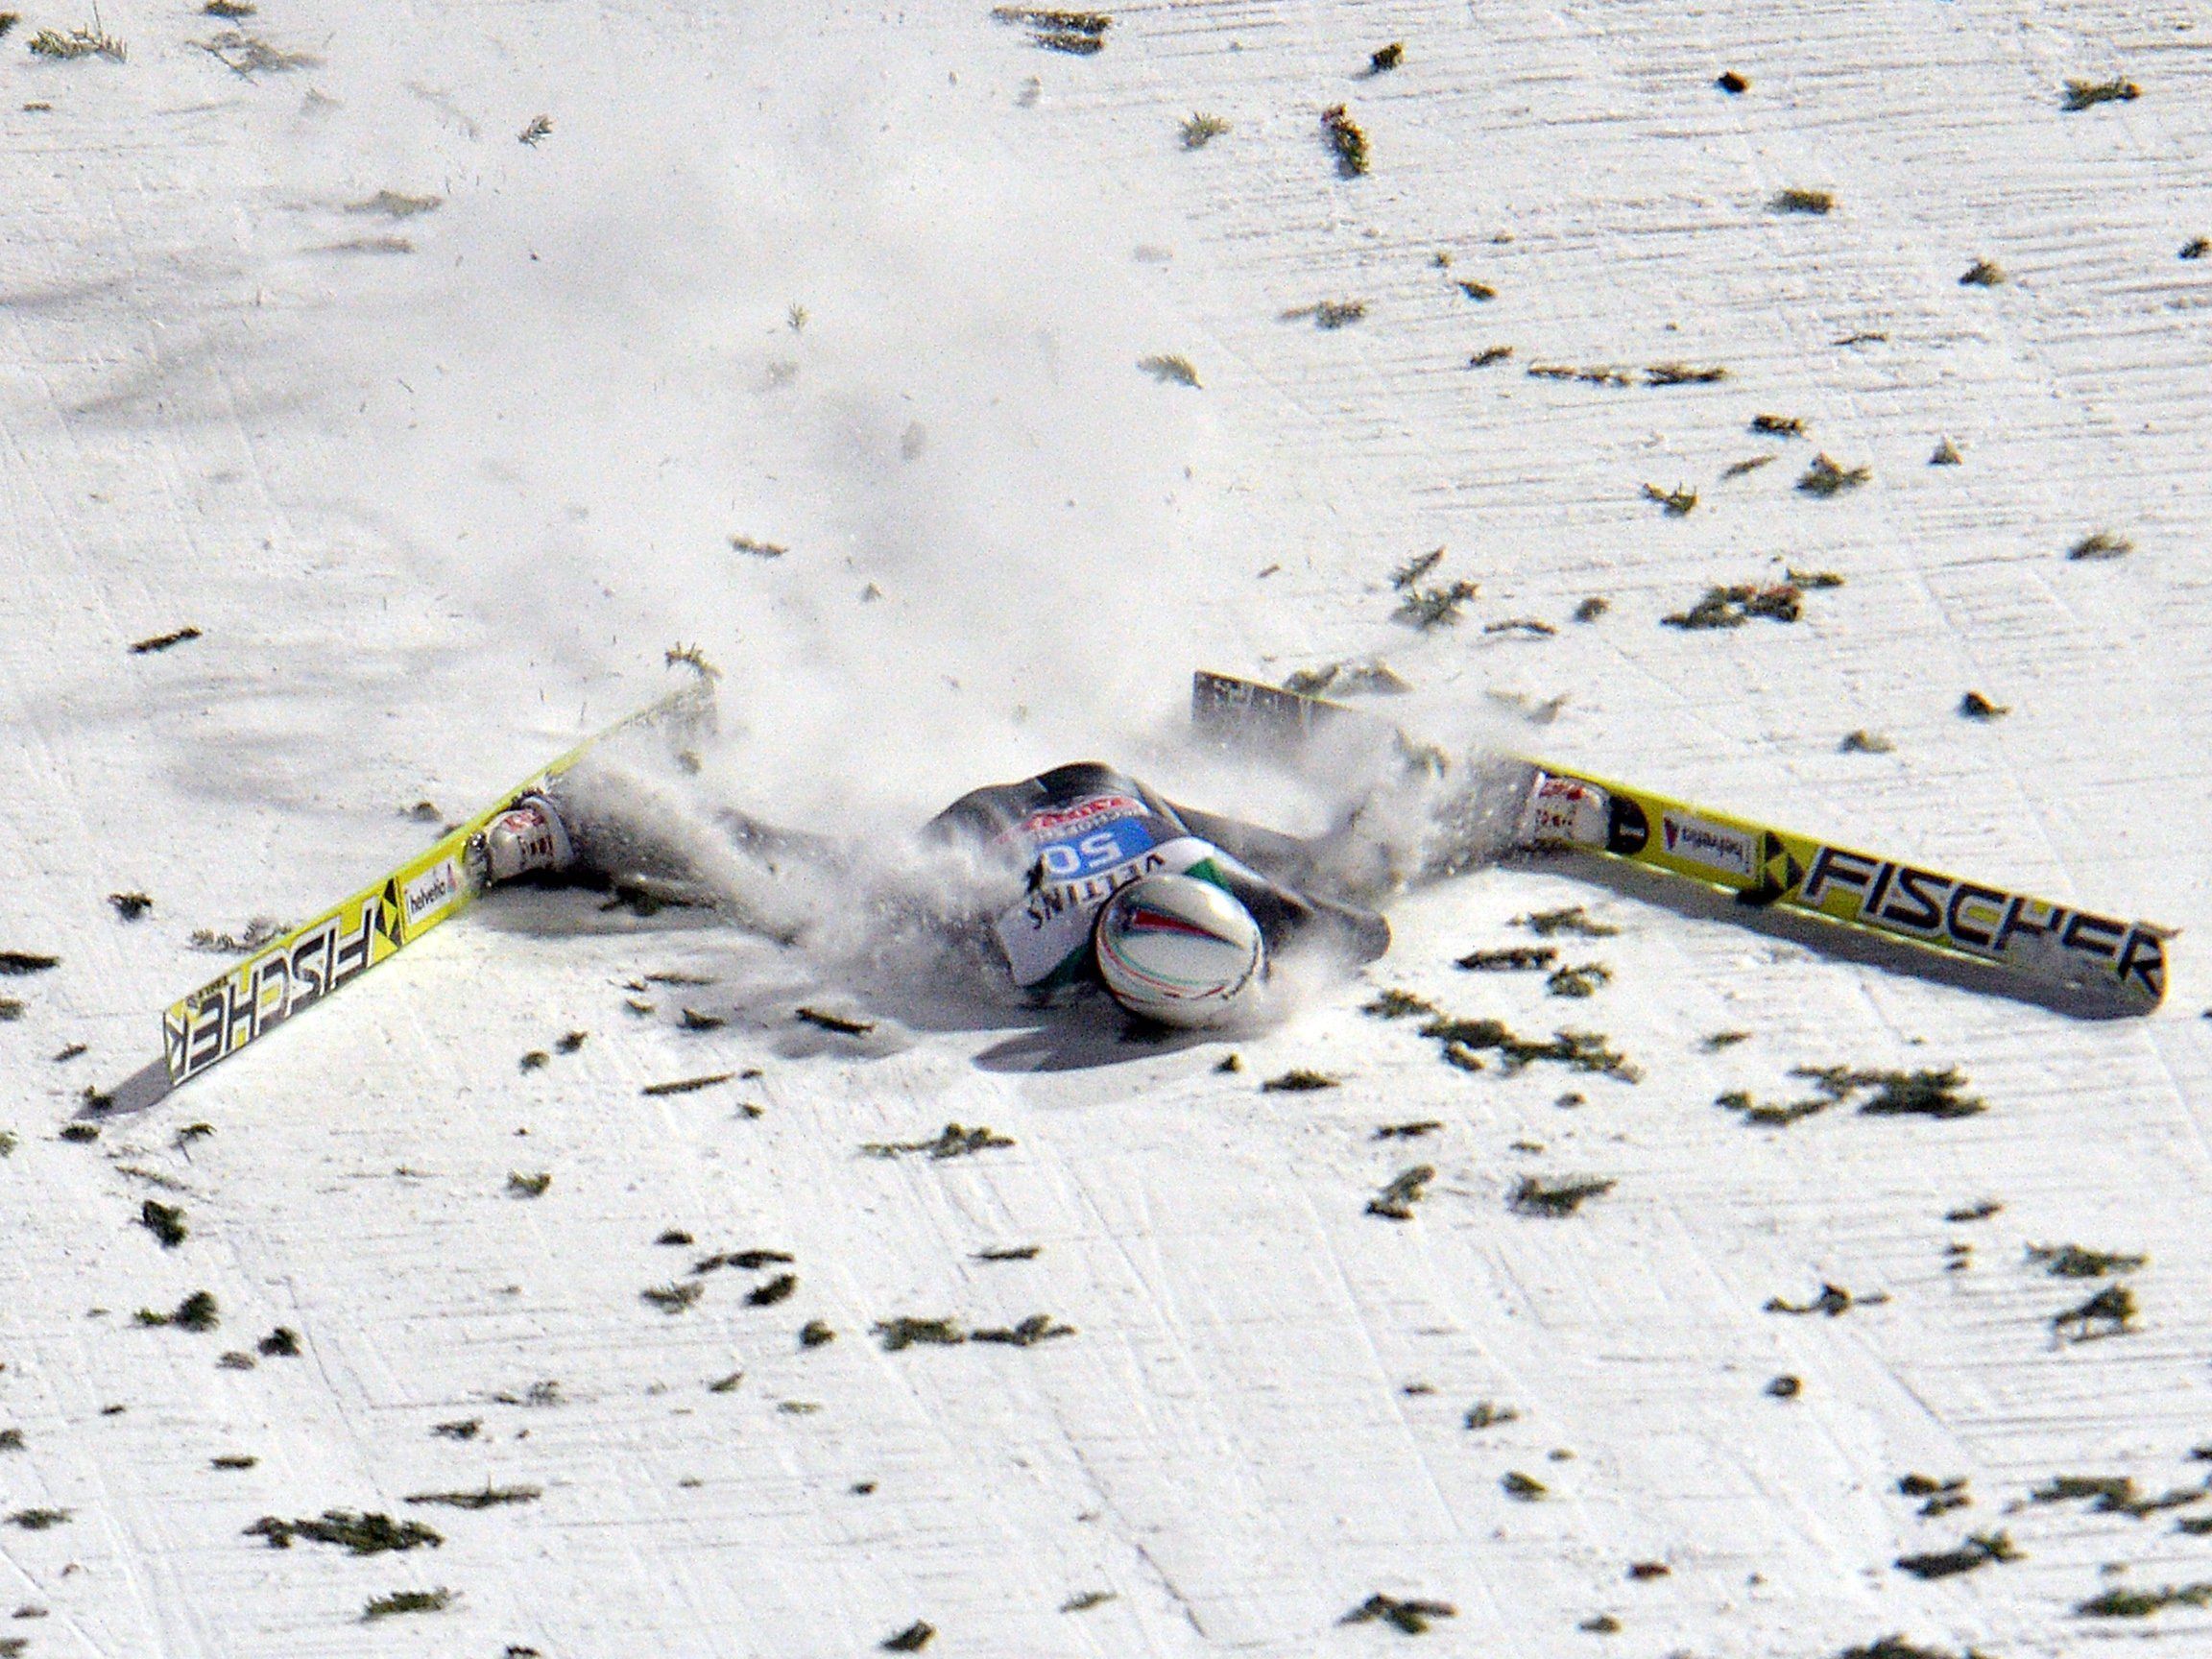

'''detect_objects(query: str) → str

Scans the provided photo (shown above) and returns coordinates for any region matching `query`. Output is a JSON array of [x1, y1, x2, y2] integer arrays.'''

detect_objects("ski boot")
[[472, 794, 576, 886]]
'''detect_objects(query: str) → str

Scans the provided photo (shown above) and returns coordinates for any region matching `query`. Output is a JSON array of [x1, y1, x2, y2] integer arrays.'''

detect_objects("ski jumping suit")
[[926, 762, 1390, 998], [547, 761, 1388, 1002]]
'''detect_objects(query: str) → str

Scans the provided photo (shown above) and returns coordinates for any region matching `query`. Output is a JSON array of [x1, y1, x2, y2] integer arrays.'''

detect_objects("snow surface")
[[4, 2, 2212, 1654]]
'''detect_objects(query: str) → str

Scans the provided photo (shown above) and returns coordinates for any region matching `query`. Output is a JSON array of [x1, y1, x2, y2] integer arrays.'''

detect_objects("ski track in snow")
[[2, 2, 2211, 1655]]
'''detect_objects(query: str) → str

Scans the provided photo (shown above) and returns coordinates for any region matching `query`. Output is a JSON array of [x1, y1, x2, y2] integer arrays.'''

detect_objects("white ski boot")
[[478, 794, 576, 883]]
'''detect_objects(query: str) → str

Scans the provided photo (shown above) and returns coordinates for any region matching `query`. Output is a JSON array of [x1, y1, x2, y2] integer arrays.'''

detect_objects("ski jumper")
[[927, 762, 1389, 997]]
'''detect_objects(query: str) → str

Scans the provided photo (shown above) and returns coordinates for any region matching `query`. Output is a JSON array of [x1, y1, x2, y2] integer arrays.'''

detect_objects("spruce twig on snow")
[[2062, 76, 2139, 111], [1322, 105, 1369, 176]]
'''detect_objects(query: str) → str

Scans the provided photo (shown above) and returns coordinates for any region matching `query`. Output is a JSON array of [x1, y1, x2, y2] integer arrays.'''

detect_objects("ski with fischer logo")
[[1191, 670, 2170, 1014], [90, 676, 717, 1114]]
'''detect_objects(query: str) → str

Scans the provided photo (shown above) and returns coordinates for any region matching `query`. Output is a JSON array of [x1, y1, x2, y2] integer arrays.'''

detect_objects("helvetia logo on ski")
[[1659, 811, 1757, 878], [170, 897, 384, 1082], [402, 858, 464, 926]]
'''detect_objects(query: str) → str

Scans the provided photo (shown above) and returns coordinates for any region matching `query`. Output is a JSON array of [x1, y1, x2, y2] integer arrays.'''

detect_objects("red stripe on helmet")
[[1119, 905, 1236, 945]]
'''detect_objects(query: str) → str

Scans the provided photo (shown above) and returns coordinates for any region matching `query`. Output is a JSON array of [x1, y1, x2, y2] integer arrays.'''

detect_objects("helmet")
[[1094, 873, 1263, 1027]]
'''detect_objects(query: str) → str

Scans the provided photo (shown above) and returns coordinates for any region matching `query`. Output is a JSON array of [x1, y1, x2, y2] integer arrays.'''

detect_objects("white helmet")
[[1094, 873, 1263, 1028]]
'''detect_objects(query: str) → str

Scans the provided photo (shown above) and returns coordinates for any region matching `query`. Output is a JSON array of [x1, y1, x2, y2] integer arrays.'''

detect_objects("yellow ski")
[[1192, 670, 2168, 1014], [95, 677, 715, 1114]]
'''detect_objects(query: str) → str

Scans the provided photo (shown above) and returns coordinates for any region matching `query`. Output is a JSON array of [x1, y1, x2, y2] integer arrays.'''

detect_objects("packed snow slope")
[[4, 2, 2212, 1655]]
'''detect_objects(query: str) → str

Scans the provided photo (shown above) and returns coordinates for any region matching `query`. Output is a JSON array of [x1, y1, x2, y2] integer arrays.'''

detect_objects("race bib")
[[995, 834, 1217, 990], [1034, 815, 1154, 881]]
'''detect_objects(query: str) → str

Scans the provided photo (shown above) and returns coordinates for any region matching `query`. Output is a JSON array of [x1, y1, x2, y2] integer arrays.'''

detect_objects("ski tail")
[[1192, 670, 2169, 1016], [1193, 669, 1352, 751], [122, 677, 716, 1107], [1192, 669, 1450, 775]]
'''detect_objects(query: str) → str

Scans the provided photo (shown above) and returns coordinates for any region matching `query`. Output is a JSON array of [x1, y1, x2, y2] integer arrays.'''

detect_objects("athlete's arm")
[[1166, 803, 1328, 893]]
